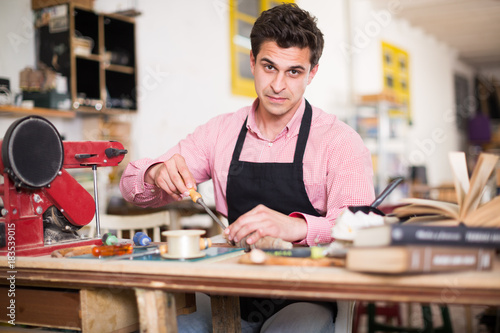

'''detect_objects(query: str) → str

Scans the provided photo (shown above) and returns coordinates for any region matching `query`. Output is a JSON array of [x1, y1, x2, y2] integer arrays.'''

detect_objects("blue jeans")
[[177, 293, 335, 333]]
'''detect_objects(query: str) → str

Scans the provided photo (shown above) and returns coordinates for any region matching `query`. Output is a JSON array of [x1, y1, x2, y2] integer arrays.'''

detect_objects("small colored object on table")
[[102, 232, 119, 245], [133, 232, 152, 246], [92, 243, 133, 257]]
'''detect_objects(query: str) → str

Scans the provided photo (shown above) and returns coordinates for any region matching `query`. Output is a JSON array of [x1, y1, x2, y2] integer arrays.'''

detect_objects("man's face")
[[250, 41, 318, 119]]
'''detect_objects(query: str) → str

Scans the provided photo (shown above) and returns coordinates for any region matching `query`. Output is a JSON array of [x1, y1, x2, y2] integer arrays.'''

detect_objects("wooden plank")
[[104, 12, 136, 24], [105, 64, 135, 74], [80, 288, 139, 333], [98, 14, 106, 106], [0, 105, 76, 118], [2, 255, 500, 306], [76, 53, 102, 62], [69, 1, 77, 110], [135, 289, 178, 333], [31, 0, 94, 11], [211, 295, 241, 333], [0, 286, 81, 329]]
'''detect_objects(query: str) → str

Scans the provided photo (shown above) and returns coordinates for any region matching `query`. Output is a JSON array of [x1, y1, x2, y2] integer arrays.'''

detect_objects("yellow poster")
[[381, 41, 411, 123]]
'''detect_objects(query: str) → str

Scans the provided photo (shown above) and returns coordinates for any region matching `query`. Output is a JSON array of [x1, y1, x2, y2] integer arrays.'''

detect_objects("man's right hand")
[[144, 154, 196, 201]]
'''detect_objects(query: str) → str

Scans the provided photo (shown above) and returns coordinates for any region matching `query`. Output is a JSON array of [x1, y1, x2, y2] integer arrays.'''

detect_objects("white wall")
[[298, 1, 352, 120], [350, 0, 476, 187], [0, 0, 34, 98], [0, 0, 84, 139], [0, 0, 35, 135]]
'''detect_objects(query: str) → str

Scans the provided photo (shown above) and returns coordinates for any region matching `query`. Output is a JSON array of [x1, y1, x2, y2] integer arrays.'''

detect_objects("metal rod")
[[370, 177, 404, 208], [197, 198, 227, 230], [92, 165, 101, 238], [188, 188, 227, 230], [109, 248, 160, 261]]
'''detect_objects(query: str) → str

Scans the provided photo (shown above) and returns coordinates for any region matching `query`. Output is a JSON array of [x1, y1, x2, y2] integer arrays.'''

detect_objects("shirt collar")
[[247, 98, 306, 140]]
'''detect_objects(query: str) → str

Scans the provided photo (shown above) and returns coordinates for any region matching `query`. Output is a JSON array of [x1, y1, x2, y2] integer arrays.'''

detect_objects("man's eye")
[[290, 70, 299, 75], [265, 65, 274, 70]]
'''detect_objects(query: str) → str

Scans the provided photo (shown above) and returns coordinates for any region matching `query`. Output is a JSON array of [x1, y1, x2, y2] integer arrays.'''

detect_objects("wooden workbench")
[[1, 253, 499, 332]]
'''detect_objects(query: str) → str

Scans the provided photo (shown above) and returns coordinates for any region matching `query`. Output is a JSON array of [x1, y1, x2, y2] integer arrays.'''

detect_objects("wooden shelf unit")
[[0, 105, 76, 118], [33, 2, 137, 113], [353, 100, 410, 202]]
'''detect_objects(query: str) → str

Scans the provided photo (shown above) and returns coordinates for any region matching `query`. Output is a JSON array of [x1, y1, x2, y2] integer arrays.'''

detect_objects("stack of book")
[[346, 152, 500, 274]]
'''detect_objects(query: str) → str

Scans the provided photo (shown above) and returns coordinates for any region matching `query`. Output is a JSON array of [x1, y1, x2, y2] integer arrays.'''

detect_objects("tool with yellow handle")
[[189, 189, 293, 251], [189, 188, 227, 230], [92, 243, 134, 257]]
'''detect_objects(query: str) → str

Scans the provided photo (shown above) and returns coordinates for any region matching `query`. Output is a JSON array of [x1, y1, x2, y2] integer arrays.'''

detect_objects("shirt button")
[[151, 189, 156, 193], [268, 142, 273, 147]]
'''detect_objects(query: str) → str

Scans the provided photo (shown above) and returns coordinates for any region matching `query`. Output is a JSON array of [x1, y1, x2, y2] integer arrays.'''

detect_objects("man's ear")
[[307, 64, 319, 85], [250, 51, 256, 76]]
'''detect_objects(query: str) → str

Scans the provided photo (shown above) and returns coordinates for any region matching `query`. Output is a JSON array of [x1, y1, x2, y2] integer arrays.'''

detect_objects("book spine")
[[408, 247, 493, 272], [390, 225, 500, 248]]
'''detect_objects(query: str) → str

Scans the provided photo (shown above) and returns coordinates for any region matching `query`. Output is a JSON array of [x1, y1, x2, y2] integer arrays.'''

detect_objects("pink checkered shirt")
[[120, 98, 375, 245]]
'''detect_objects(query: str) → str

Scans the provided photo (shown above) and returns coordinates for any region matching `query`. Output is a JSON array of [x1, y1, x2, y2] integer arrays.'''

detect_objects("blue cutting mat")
[[73, 246, 244, 262]]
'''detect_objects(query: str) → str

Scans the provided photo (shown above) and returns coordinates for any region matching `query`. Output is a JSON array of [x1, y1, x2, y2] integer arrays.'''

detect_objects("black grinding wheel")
[[2, 116, 64, 188]]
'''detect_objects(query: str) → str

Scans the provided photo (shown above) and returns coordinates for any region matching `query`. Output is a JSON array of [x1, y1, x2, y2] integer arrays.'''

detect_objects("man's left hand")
[[224, 204, 307, 245]]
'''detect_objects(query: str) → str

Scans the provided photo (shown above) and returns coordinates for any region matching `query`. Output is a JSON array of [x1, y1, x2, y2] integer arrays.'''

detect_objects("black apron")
[[226, 100, 323, 324]]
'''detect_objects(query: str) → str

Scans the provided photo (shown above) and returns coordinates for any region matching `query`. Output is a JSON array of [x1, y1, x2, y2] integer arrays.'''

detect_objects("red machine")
[[0, 116, 127, 256]]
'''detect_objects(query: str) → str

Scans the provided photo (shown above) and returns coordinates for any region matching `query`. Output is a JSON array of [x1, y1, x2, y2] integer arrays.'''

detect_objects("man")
[[120, 3, 374, 332]]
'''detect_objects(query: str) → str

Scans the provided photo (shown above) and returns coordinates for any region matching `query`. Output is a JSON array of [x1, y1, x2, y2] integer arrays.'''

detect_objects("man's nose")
[[270, 73, 286, 93]]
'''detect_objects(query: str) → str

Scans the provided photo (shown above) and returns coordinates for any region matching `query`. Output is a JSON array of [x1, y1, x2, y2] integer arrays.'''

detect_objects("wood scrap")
[[239, 249, 345, 267], [231, 235, 293, 251]]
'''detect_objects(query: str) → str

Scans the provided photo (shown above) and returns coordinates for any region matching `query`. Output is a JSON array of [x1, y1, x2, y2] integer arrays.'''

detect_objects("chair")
[[353, 302, 402, 332], [354, 302, 453, 333], [336, 301, 356, 333], [81, 210, 171, 242]]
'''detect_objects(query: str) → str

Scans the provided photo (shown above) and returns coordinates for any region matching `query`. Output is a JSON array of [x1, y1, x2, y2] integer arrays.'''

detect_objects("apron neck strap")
[[294, 100, 312, 164], [231, 99, 313, 164]]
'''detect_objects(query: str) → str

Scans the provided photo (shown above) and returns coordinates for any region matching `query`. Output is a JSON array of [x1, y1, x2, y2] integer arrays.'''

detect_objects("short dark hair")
[[250, 3, 324, 68]]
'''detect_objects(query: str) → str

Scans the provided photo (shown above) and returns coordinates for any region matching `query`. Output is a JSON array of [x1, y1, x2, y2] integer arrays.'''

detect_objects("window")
[[229, 0, 294, 97]]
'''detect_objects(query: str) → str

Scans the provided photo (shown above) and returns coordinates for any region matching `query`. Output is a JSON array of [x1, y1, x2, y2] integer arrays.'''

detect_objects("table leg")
[[81, 288, 139, 333], [135, 289, 178, 333], [211, 295, 241, 333]]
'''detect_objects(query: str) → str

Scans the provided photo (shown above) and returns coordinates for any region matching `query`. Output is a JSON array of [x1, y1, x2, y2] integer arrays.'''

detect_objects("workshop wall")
[[0, 0, 85, 140], [350, 0, 476, 187], [0, 1, 34, 100], [95, 0, 476, 187], [0, 0, 494, 189], [93, 0, 351, 162]]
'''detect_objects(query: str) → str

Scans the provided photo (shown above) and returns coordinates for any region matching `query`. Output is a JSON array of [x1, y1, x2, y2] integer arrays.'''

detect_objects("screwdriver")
[[92, 243, 133, 257], [189, 188, 227, 230], [133, 232, 152, 246], [109, 244, 169, 260]]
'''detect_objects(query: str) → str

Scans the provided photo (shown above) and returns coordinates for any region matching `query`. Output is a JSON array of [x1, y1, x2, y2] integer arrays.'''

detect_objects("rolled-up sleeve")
[[291, 128, 375, 246], [119, 116, 223, 208]]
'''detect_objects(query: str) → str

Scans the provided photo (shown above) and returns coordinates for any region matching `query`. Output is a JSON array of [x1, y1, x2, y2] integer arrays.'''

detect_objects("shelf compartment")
[[105, 71, 136, 110], [75, 58, 102, 110], [103, 16, 135, 67], [74, 8, 99, 55]]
